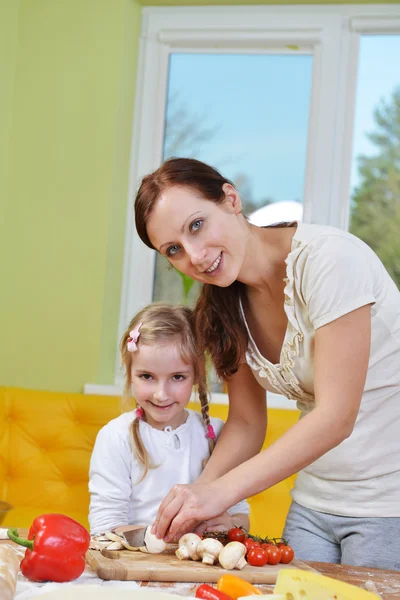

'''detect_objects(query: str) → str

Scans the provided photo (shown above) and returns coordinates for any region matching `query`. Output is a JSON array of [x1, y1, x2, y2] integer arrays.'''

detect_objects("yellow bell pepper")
[[217, 574, 262, 600]]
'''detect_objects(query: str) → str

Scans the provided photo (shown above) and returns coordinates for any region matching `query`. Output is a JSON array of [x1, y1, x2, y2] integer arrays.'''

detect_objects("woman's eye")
[[140, 374, 153, 380], [190, 219, 202, 233], [166, 244, 180, 257]]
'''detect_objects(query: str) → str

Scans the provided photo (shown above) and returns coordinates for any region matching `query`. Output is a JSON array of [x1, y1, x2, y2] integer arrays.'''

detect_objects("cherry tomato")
[[243, 538, 257, 553], [260, 542, 273, 550], [266, 546, 282, 565], [247, 547, 268, 567], [279, 545, 294, 564], [227, 528, 246, 543]]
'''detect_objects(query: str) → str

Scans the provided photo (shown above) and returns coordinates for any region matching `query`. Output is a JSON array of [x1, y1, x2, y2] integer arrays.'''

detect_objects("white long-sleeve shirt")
[[89, 409, 249, 535]]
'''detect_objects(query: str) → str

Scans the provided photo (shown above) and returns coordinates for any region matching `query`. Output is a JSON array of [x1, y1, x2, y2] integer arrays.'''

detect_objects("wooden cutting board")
[[86, 546, 319, 584]]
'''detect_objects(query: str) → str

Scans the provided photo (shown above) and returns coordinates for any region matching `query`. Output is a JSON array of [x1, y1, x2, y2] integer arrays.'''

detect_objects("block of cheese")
[[239, 597, 286, 600], [274, 569, 380, 599]]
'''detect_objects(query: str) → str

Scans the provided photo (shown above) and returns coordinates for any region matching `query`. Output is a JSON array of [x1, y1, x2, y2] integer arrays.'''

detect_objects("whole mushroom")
[[218, 541, 247, 570], [175, 533, 202, 561], [197, 538, 224, 565], [139, 528, 167, 554]]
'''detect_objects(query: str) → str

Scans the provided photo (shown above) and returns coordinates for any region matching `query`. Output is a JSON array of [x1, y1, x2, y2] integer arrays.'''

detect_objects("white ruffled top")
[[240, 222, 316, 413], [240, 222, 400, 517]]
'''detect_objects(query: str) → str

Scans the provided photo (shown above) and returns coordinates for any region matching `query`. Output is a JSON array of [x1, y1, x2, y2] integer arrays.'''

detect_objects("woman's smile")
[[204, 252, 223, 275]]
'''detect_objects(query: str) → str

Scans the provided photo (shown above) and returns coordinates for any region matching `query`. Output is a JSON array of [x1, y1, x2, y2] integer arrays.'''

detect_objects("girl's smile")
[[149, 401, 175, 410]]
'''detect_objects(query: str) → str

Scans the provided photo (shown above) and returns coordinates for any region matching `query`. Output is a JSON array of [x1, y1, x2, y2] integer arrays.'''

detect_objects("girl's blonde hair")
[[120, 303, 215, 481]]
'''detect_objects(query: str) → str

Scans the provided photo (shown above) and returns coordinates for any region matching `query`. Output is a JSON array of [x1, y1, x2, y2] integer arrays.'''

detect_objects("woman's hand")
[[152, 481, 228, 542]]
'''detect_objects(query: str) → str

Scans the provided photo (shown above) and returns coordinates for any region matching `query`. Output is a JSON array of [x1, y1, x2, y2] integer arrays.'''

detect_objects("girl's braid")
[[198, 371, 215, 456]]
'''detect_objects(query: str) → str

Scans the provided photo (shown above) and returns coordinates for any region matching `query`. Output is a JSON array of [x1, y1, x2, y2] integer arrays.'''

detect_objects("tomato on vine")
[[227, 528, 246, 543], [266, 546, 282, 565], [243, 538, 258, 553], [279, 545, 294, 564], [247, 547, 268, 567], [260, 542, 273, 550]]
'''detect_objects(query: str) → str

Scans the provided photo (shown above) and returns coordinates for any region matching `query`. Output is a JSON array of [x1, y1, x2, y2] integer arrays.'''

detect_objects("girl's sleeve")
[[88, 424, 133, 535], [211, 417, 250, 515], [300, 234, 376, 330]]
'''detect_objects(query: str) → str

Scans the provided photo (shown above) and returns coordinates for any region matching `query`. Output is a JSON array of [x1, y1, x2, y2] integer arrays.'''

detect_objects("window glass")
[[349, 35, 400, 289]]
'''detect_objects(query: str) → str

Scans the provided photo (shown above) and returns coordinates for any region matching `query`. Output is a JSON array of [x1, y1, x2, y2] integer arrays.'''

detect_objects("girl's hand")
[[193, 512, 239, 534], [152, 481, 228, 542]]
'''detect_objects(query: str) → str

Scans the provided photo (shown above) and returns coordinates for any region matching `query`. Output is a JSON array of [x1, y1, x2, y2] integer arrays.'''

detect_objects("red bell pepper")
[[196, 584, 234, 600], [8, 513, 90, 582]]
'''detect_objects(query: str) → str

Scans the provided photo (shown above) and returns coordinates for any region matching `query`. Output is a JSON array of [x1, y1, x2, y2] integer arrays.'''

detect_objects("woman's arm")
[[152, 363, 265, 537], [212, 304, 371, 505], [153, 305, 371, 540], [198, 362, 267, 483]]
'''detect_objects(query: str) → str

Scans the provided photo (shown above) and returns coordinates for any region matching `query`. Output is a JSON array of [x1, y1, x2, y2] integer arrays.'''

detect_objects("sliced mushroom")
[[175, 533, 202, 561], [120, 538, 141, 551], [105, 531, 125, 543], [89, 539, 112, 551], [197, 538, 224, 565], [218, 541, 247, 570], [90, 532, 125, 551], [106, 541, 124, 550], [92, 534, 110, 542]]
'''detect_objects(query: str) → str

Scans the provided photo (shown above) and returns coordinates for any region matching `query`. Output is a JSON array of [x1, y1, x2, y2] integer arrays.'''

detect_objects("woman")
[[134, 157, 400, 569]]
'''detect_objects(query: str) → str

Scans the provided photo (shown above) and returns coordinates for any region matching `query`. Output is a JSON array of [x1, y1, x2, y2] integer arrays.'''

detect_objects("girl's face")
[[131, 341, 195, 430], [146, 184, 248, 287]]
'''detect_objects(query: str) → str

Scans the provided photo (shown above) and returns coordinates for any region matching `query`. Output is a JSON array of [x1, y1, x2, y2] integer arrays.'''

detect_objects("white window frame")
[[84, 4, 400, 402]]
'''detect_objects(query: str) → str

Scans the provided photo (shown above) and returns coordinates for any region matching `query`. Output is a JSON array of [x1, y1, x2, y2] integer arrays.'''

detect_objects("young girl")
[[89, 303, 249, 536]]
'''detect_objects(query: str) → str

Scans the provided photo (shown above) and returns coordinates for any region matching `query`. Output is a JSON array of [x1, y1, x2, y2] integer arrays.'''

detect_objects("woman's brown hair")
[[134, 157, 248, 379], [121, 302, 214, 481]]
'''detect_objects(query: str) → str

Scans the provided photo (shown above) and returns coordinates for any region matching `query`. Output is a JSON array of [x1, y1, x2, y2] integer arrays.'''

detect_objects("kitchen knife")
[[121, 525, 148, 548]]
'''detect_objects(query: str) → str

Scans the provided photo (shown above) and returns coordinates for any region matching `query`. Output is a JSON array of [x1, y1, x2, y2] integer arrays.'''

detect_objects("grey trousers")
[[283, 501, 400, 571]]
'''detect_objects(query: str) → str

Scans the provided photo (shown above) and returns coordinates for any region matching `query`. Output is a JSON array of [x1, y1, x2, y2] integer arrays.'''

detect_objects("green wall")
[[0, 0, 397, 393], [143, 0, 399, 4], [0, 0, 141, 392]]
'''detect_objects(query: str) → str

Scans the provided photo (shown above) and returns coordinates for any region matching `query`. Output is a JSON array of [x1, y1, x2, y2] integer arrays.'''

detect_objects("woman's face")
[[146, 184, 248, 287]]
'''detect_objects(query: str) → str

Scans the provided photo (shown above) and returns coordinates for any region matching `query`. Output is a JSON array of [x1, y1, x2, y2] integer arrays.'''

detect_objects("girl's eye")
[[140, 374, 153, 380], [166, 244, 180, 257], [190, 219, 202, 233], [172, 375, 185, 381]]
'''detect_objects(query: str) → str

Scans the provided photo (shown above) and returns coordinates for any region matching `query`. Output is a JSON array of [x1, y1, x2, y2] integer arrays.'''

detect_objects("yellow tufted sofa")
[[0, 386, 298, 537]]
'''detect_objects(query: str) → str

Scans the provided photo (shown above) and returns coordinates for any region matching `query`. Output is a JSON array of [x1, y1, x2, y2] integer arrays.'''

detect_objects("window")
[[83, 5, 400, 395], [154, 51, 312, 305], [349, 35, 400, 289]]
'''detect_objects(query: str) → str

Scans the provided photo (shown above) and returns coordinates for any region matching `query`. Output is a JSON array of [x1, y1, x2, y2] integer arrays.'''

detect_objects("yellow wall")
[[0, 0, 396, 394]]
